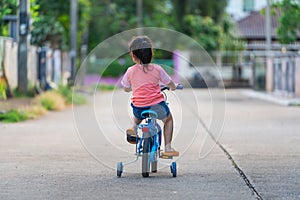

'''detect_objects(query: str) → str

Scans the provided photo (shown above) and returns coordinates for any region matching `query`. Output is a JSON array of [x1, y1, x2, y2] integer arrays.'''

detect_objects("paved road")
[[0, 89, 299, 200]]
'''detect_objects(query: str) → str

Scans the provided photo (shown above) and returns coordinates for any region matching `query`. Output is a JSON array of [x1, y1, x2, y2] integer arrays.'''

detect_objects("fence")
[[175, 50, 300, 96], [176, 50, 267, 88], [267, 54, 300, 97], [0, 37, 70, 91]]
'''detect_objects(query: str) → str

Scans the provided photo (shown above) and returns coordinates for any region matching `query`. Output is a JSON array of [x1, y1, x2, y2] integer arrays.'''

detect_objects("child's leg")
[[132, 116, 142, 132], [126, 116, 142, 144], [127, 116, 142, 135], [162, 113, 174, 151], [162, 113, 179, 156]]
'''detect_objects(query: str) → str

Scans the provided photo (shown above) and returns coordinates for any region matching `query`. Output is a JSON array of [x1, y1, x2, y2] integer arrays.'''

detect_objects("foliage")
[[0, 110, 27, 123], [88, 0, 175, 51], [183, 15, 222, 52], [35, 91, 66, 111], [219, 34, 246, 64], [275, 0, 300, 44], [19, 105, 47, 119], [88, 56, 174, 78], [102, 59, 130, 77], [172, 0, 228, 31], [30, 15, 66, 47], [0, 0, 17, 36], [193, 0, 228, 23], [219, 14, 246, 64], [97, 84, 115, 91], [172, 1, 238, 52], [0, 104, 46, 123], [0, 86, 86, 123], [0, 77, 7, 100], [57, 84, 86, 105], [13, 84, 37, 98], [72, 93, 87, 105], [30, 0, 92, 50]]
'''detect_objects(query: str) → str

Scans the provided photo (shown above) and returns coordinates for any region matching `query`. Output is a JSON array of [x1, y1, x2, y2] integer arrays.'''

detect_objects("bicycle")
[[117, 84, 183, 178]]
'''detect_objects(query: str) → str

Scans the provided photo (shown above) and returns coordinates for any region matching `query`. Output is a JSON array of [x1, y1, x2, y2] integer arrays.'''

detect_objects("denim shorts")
[[131, 101, 170, 120]]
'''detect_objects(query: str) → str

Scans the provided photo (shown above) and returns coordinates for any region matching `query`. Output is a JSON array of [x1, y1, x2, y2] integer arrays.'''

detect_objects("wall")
[[0, 37, 70, 90], [266, 54, 300, 97]]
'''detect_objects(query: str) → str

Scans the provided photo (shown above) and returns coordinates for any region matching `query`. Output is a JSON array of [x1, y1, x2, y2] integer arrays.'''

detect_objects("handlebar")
[[160, 84, 183, 91]]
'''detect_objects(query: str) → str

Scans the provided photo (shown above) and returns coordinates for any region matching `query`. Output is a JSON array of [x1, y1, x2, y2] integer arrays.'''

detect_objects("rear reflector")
[[142, 127, 150, 132]]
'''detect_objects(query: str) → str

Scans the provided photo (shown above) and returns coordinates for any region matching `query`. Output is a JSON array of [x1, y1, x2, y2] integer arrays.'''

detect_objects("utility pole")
[[265, 0, 271, 56], [70, 0, 78, 85], [17, 0, 29, 93], [265, 0, 273, 92]]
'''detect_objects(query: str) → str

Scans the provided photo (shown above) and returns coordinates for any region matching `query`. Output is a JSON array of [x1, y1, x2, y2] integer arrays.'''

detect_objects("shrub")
[[57, 84, 73, 104], [19, 105, 47, 119], [0, 87, 87, 123], [35, 91, 65, 111], [0, 77, 7, 100], [0, 110, 27, 123]]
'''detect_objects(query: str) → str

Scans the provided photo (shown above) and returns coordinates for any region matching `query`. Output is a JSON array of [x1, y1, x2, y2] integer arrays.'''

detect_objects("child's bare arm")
[[167, 81, 176, 91], [124, 87, 132, 92]]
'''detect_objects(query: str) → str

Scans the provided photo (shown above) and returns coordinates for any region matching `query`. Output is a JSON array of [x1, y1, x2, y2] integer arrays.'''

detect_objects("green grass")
[[72, 93, 87, 105], [0, 85, 87, 123], [57, 85, 86, 105], [0, 110, 27, 123], [13, 85, 37, 98], [97, 84, 115, 91]]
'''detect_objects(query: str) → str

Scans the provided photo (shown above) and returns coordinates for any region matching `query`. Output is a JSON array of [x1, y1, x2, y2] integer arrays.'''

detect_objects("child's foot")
[[126, 128, 139, 144], [161, 148, 179, 157]]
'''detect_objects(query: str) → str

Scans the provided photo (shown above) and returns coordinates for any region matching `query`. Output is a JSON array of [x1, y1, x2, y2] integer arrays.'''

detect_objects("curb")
[[241, 90, 300, 106]]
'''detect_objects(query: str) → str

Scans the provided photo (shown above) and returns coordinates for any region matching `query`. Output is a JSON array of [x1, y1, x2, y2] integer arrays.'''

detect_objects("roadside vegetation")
[[0, 85, 86, 123]]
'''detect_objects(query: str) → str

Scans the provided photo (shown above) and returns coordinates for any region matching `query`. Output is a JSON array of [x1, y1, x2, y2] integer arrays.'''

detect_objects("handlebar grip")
[[176, 84, 183, 90], [160, 84, 183, 91], [161, 86, 169, 91]]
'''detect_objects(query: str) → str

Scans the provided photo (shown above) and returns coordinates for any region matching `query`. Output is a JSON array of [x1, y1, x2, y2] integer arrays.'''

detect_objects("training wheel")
[[170, 162, 177, 177], [117, 162, 123, 177]]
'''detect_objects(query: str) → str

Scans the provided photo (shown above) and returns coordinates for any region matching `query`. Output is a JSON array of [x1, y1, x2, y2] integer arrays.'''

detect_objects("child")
[[121, 35, 179, 157]]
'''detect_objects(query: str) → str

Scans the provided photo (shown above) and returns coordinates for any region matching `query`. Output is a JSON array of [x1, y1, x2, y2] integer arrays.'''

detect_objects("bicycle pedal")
[[159, 155, 173, 159], [127, 134, 139, 144]]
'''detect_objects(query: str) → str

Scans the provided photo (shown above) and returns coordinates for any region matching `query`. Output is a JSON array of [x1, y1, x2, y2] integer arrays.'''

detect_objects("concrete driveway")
[[0, 89, 299, 200]]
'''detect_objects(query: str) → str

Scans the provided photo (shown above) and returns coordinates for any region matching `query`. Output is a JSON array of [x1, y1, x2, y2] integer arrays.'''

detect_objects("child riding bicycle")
[[121, 35, 179, 157]]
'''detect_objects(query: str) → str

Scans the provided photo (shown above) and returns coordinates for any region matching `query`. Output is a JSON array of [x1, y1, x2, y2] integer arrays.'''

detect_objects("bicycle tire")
[[151, 161, 157, 173], [142, 137, 150, 177]]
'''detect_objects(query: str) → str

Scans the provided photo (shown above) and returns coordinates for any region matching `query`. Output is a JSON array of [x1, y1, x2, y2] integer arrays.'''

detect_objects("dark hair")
[[129, 36, 153, 64]]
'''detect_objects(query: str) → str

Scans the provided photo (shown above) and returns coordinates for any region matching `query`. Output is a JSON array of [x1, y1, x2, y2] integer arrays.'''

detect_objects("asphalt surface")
[[0, 89, 299, 200]]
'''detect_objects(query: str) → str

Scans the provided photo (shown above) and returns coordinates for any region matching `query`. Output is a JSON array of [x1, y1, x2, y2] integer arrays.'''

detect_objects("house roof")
[[236, 10, 280, 40]]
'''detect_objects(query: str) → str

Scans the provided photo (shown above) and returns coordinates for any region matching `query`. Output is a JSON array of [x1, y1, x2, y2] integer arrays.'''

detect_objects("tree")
[[171, 0, 235, 52], [87, 0, 170, 51], [275, 0, 300, 44], [31, 0, 91, 50], [183, 15, 221, 52], [189, 0, 228, 23], [172, 0, 228, 31], [0, 0, 17, 36]]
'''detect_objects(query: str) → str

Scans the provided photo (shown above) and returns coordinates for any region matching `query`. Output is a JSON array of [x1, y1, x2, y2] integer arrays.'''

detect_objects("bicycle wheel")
[[117, 162, 123, 177], [170, 162, 177, 177], [151, 161, 157, 173], [142, 137, 150, 177]]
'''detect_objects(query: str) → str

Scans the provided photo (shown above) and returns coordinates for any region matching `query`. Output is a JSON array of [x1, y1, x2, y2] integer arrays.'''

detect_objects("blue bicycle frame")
[[137, 110, 162, 161]]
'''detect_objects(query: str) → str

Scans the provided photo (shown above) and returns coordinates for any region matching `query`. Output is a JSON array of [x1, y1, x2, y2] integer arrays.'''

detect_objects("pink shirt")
[[121, 63, 172, 107]]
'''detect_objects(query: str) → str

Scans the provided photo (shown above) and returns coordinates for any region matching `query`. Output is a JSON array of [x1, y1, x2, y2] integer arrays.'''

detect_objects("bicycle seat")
[[141, 110, 158, 119]]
